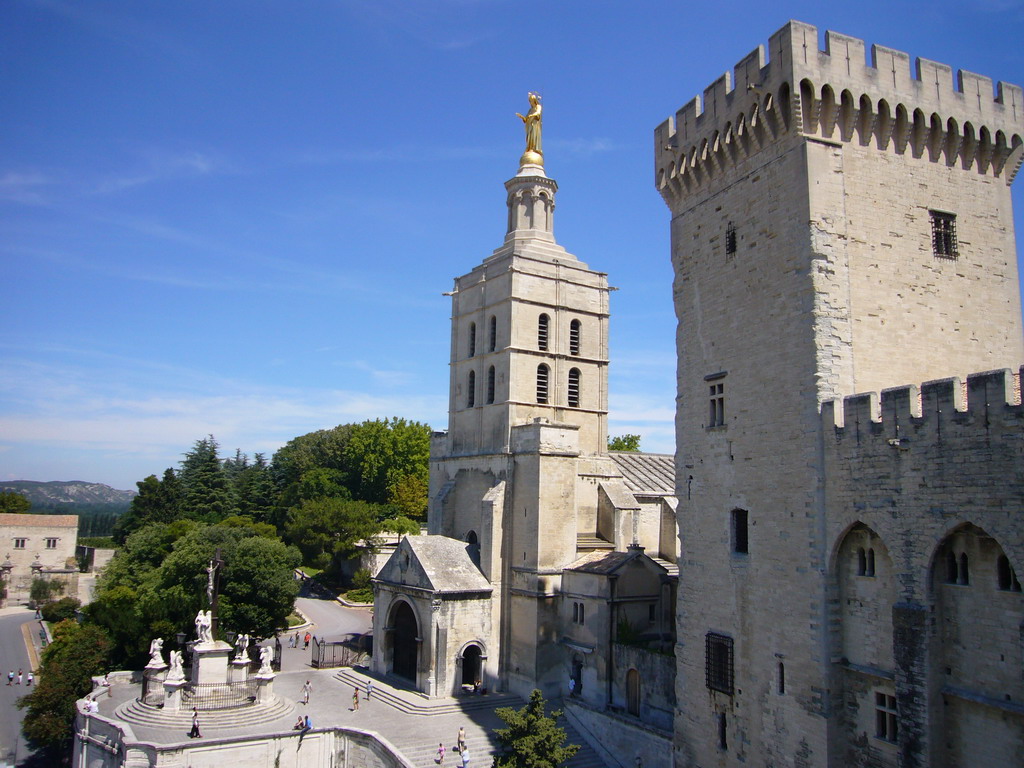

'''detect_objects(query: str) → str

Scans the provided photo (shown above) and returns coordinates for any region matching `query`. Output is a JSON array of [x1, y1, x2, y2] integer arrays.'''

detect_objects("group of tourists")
[[6, 668, 31, 686], [436, 727, 470, 768]]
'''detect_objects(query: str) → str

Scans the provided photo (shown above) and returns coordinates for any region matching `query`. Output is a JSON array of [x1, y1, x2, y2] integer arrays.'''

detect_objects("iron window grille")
[[569, 319, 581, 356], [536, 364, 549, 404], [538, 314, 549, 351], [930, 210, 958, 259], [486, 366, 496, 404], [705, 632, 734, 695], [567, 368, 581, 408]]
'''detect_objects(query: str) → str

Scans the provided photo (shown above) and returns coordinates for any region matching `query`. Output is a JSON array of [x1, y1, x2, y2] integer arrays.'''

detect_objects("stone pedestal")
[[255, 672, 275, 704], [163, 677, 187, 712], [230, 658, 249, 683], [190, 640, 233, 685]]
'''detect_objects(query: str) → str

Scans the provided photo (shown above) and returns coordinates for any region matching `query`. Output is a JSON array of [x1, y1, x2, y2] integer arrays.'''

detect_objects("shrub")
[[41, 597, 81, 624]]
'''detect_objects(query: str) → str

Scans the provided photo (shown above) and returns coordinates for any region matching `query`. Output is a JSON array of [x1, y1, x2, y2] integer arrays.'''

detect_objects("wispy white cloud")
[[0, 172, 54, 205], [345, 360, 418, 388], [93, 150, 219, 195]]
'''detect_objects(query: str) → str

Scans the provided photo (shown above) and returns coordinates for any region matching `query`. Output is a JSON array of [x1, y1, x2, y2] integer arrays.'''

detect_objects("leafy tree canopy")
[[492, 690, 580, 768], [18, 620, 110, 752], [0, 489, 31, 513], [608, 433, 642, 452]]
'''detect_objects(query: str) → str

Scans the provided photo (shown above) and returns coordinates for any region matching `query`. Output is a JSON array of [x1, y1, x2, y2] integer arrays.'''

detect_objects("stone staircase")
[[335, 668, 608, 768], [114, 694, 295, 731]]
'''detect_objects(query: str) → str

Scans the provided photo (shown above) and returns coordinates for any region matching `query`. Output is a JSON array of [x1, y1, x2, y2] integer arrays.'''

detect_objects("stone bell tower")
[[428, 97, 611, 696]]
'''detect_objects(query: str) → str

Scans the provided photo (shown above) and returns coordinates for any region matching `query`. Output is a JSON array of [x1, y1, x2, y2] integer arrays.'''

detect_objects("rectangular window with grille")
[[930, 210, 958, 259], [708, 382, 725, 427], [705, 632, 734, 694], [46, 538, 58, 549], [725, 224, 737, 256], [14, 538, 26, 549]]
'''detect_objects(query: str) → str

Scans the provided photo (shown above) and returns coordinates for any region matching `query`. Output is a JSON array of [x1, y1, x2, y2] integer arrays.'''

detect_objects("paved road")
[[272, 591, 372, 674], [0, 609, 39, 767]]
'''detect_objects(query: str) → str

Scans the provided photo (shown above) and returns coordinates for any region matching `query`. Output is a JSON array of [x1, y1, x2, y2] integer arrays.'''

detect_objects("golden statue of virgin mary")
[[515, 92, 543, 167]]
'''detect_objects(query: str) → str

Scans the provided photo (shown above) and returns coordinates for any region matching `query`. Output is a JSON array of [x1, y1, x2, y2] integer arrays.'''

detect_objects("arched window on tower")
[[570, 319, 581, 356], [946, 550, 959, 584], [468, 322, 476, 358], [486, 366, 495, 404], [537, 364, 549, 404], [538, 314, 549, 351], [568, 368, 581, 408], [857, 548, 867, 576], [867, 548, 876, 577], [488, 316, 497, 352], [997, 555, 1022, 592], [467, 370, 475, 408], [959, 553, 970, 585]]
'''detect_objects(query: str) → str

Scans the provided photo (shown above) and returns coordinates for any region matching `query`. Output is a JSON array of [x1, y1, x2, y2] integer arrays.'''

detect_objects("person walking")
[[189, 708, 201, 738], [366, 680, 374, 700], [302, 679, 312, 705], [352, 687, 360, 711], [26, 671, 34, 686], [7, 670, 13, 686], [461, 746, 470, 768], [457, 726, 466, 754], [303, 632, 311, 649], [16, 669, 22, 685], [436, 743, 445, 765]]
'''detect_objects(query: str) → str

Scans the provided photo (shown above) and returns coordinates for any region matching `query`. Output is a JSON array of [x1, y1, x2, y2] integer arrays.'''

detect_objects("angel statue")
[[147, 637, 165, 667], [235, 633, 250, 658], [167, 650, 184, 681], [194, 609, 213, 643], [515, 92, 543, 164], [258, 645, 274, 675]]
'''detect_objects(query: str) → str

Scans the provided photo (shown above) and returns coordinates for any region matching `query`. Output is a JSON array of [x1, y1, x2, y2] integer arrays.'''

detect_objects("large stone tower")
[[655, 21, 1024, 768], [429, 140, 612, 696]]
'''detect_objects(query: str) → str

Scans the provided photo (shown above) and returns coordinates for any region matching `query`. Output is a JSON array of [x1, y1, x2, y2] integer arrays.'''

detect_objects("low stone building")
[[0, 512, 78, 606]]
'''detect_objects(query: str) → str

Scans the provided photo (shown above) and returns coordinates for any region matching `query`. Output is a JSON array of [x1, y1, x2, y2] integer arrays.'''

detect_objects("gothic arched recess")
[[390, 601, 419, 682]]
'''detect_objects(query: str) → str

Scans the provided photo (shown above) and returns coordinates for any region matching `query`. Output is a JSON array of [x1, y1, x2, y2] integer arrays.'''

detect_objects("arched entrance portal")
[[391, 601, 419, 682], [461, 644, 483, 687], [626, 668, 640, 716]]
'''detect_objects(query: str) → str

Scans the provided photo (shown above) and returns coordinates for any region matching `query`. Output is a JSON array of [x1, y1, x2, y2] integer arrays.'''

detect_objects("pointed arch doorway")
[[390, 601, 419, 682]]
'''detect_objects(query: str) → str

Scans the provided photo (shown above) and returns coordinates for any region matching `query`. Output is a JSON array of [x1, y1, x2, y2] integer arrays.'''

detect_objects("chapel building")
[[371, 134, 679, 740], [655, 20, 1024, 768]]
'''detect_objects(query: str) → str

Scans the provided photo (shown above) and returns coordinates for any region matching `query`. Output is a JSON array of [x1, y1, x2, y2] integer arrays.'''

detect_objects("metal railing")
[[181, 679, 258, 710], [311, 635, 370, 669]]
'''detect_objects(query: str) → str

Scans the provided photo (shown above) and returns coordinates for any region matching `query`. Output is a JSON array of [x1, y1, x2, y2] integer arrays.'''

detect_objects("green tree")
[[387, 473, 428, 519], [179, 436, 237, 522], [608, 433, 642, 452], [0, 489, 31, 513], [492, 690, 580, 768], [343, 417, 430, 505], [18, 620, 109, 753], [234, 453, 277, 523], [41, 596, 81, 623], [285, 497, 380, 568], [113, 467, 182, 543]]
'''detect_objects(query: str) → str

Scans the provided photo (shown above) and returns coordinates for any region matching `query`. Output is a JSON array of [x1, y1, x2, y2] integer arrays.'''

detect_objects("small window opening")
[[725, 223, 737, 256], [857, 548, 867, 575], [945, 550, 958, 584], [488, 315, 497, 352], [648, 604, 656, 623], [997, 555, 1022, 592], [732, 509, 748, 555], [568, 368, 581, 408], [45, 537, 58, 549], [777, 662, 785, 695], [536, 364, 549, 404], [486, 366, 495, 404], [572, 603, 579, 623], [538, 314, 549, 351], [569, 319, 581, 356], [709, 382, 725, 427], [866, 548, 876, 577], [959, 553, 970, 585], [468, 322, 476, 357], [874, 692, 898, 743], [718, 713, 728, 750], [930, 210, 958, 259], [14, 538, 26, 549], [467, 371, 475, 408], [705, 632, 734, 695]]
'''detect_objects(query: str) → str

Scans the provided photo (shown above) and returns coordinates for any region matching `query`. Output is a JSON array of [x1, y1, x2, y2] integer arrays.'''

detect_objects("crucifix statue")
[[205, 547, 224, 640]]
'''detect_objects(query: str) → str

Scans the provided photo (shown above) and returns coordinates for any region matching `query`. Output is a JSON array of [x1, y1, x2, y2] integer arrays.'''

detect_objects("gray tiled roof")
[[608, 451, 675, 495], [404, 535, 491, 593], [564, 550, 635, 574]]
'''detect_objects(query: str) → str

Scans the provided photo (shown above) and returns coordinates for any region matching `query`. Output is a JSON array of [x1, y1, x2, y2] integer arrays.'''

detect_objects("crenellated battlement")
[[822, 367, 1024, 440], [655, 20, 1024, 206]]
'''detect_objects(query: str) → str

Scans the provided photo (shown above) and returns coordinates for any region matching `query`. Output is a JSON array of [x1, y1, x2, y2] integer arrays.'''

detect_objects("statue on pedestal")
[[516, 92, 543, 166], [167, 650, 184, 681], [258, 646, 273, 675], [235, 633, 250, 659], [147, 637, 165, 667], [194, 609, 213, 643]]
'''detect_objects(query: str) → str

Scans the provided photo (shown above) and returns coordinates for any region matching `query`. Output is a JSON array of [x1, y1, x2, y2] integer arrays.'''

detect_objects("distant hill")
[[1, 480, 136, 507]]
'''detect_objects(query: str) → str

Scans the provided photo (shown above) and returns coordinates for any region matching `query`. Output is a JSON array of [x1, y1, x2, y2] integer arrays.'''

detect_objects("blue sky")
[[3, 0, 1023, 491]]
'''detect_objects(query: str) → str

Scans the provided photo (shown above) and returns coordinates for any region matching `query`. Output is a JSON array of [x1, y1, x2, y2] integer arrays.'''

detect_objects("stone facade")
[[655, 20, 1024, 768], [0, 512, 78, 606], [372, 150, 678, 759]]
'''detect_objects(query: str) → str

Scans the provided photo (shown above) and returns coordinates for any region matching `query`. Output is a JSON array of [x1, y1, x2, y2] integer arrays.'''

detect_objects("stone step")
[[335, 668, 522, 716], [114, 695, 294, 730]]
